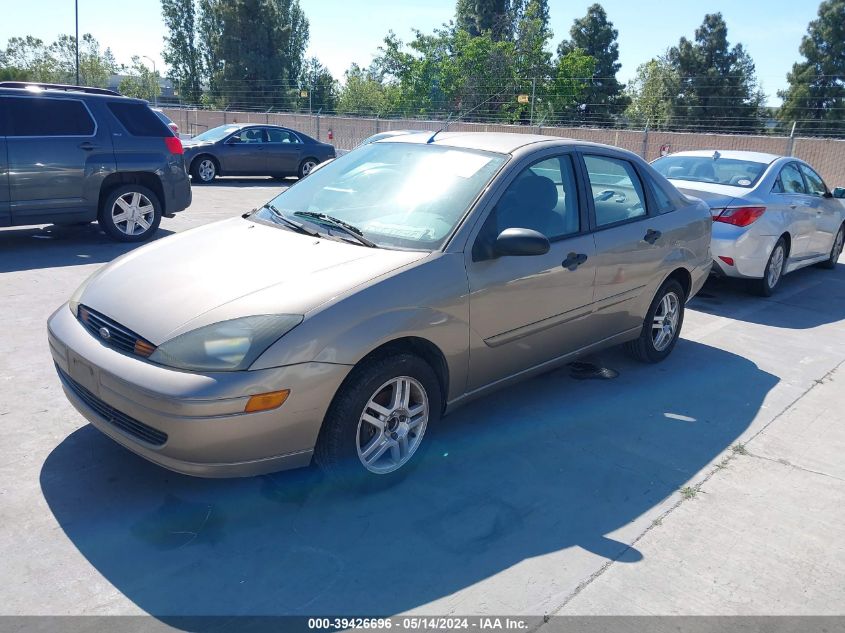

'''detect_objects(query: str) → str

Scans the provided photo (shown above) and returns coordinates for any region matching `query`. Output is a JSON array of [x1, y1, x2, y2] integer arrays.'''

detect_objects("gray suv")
[[0, 82, 191, 242]]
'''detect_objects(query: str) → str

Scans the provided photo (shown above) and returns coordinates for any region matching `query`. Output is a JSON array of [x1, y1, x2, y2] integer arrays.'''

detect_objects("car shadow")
[[690, 263, 845, 329], [40, 341, 777, 621], [0, 223, 175, 273]]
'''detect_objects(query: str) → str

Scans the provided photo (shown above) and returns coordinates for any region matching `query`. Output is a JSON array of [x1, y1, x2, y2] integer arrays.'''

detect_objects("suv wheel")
[[314, 353, 441, 488], [191, 156, 217, 183], [99, 185, 162, 243], [625, 278, 685, 363]]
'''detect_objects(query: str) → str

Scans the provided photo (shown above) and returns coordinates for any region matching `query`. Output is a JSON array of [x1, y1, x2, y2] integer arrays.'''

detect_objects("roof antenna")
[[427, 113, 453, 144], [712, 150, 721, 160]]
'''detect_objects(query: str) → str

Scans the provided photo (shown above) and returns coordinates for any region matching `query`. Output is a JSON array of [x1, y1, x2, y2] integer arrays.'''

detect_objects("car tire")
[[817, 224, 844, 270], [314, 352, 441, 488], [298, 158, 319, 179], [190, 156, 217, 184], [750, 238, 787, 296], [98, 184, 162, 243], [625, 278, 685, 363]]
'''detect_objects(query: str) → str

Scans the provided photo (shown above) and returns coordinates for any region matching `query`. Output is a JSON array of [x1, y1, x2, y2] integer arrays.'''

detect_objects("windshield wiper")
[[261, 204, 321, 237], [293, 211, 378, 248]]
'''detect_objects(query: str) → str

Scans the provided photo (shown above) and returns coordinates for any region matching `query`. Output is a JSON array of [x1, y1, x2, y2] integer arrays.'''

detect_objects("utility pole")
[[309, 83, 313, 116], [529, 77, 536, 128], [141, 55, 158, 106], [75, 0, 79, 84]]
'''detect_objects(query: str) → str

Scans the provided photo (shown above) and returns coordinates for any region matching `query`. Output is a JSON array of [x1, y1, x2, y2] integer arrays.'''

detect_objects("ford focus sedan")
[[653, 150, 845, 296], [48, 133, 712, 484]]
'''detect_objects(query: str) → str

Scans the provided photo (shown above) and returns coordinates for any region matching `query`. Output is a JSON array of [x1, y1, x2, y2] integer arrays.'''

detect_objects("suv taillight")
[[713, 206, 766, 227], [164, 136, 183, 155]]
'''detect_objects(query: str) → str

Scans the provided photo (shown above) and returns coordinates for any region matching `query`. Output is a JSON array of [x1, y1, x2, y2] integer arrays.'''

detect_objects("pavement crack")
[[747, 452, 845, 483]]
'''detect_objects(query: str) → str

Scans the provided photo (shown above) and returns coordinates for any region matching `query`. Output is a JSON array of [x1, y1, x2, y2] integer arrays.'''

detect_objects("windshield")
[[253, 142, 507, 250], [192, 124, 241, 143], [652, 155, 768, 188]]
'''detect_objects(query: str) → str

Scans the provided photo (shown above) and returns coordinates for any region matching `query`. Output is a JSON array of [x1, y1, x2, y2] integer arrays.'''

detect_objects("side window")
[[266, 128, 301, 143], [778, 164, 806, 194], [0, 98, 7, 135], [230, 128, 266, 144], [583, 154, 647, 227], [6, 97, 95, 136], [108, 102, 170, 136], [799, 164, 827, 197], [473, 154, 580, 260], [647, 175, 675, 214]]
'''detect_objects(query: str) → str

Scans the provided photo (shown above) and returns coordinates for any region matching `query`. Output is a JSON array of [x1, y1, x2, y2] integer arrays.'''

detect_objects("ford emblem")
[[98, 327, 111, 340]]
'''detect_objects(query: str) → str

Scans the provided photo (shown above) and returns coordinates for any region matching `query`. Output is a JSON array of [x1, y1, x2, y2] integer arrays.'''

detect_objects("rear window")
[[3, 96, 95, 136], [108, 102, 171, 136], [653, 155, 767, 188]]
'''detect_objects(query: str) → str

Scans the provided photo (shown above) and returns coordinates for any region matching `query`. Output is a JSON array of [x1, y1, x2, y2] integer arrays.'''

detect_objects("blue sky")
[[0, 0, 820, 104]]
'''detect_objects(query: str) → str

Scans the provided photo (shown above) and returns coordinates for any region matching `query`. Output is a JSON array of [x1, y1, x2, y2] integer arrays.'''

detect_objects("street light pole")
[[75, 0, 79, 84], [141, 55, 157, 106]]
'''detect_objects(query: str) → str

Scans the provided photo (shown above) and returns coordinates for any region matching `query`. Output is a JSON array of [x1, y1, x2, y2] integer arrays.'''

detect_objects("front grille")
[[78, 306, 155, 357], [58, 366, 168, 447]]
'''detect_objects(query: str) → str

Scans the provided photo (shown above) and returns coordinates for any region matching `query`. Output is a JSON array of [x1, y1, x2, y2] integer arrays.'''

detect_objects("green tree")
[[624, 57, 680, 129], [299, 57, 337, 113], [557, 3, 626, 123], [667, 13, 766, 132], [118, 56, 162, 102], [336, 64, 397, 116], [196, 0, 309, 108], [1, 34, 116, 86], [545, 48, 596, 123], [455, 0, 510, 40], [778, 0, 845, 135], [161, 0, 203, 103]]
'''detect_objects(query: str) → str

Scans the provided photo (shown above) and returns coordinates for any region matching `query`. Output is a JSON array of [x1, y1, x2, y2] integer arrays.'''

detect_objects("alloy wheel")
[[768, 244, 785, 289], [356, 376, 429, 474], [652, 291, 680, 352], [111, 192, 155, 237], [301, 160, 318, 176], [198, 159, 216, 182]]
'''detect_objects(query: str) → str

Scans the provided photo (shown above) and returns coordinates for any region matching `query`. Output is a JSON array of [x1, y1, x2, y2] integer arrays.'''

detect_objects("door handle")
[[643, 229, 662, 244], [78, 142, 99, 151], [562, 252, 588, 270]]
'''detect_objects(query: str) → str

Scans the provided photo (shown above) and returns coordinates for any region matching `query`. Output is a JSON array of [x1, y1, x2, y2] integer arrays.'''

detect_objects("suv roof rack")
[[0, 82, 121, 96]]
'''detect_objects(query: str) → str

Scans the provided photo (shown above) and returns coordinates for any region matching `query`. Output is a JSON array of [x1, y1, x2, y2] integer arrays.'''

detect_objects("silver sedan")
[[653, 150, 845, 295], [48, 133, 711, 485]]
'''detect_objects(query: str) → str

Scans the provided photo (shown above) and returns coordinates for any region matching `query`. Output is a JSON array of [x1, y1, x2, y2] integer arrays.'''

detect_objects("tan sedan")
[[48, 133, 712, 485]]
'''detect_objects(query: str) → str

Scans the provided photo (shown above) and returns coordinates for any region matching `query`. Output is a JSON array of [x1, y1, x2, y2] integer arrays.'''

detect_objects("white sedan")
[[653, 150, 845, 295]]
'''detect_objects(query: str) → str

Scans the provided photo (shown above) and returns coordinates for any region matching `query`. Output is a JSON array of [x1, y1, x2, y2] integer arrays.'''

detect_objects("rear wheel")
[[818, 224, 844, 270], [298, 158, 319, 178], [750, 238, 786, 296], [98, 184, 161, 243], [625, 279, 685, 363], [314, 353, 441, 488], [191, 156, 217, 183]]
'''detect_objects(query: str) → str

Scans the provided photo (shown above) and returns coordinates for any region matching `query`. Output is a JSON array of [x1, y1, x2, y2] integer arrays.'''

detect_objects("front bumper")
[[710, 223, 777, 279], [47, 304, 351, 477]]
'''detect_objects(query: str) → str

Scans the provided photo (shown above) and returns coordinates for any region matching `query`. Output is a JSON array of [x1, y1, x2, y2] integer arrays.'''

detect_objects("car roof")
[[0, 84, 147, 104], [665, 149, 782, 164], [379, 131, 608, 154]]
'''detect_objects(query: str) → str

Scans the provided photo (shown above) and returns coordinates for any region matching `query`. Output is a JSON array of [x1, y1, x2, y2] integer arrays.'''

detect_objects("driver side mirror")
[[833, 187, 845, 199], [494, 228, 550, 257]]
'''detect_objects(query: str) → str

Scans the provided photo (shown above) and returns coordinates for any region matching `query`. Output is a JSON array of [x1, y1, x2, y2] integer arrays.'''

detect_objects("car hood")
[[78, 218, 428, 344]]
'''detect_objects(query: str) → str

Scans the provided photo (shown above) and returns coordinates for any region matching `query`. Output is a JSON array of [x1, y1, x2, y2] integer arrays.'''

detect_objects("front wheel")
[[191, 156, 217, 183], [98, 185, 162, 243], [314, 353, 441, 488], [818, 224, 844, 270], [750, 238, 786, 296], [625, 279, 685, 363]]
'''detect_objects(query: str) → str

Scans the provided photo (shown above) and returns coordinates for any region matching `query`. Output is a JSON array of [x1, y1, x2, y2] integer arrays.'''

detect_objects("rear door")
[[581, 151, 675, 335], [798, 163, 841, 255], [217, 127, 268, 175], [0, 97, 9, 226], [6, 95, 111, 223], [465, 151, 597, 390], [771, 162, 816, 258], [263, 127, 303, 175]]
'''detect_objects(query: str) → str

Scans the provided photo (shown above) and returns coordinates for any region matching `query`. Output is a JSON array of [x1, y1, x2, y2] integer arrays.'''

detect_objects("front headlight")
[[149, 315, 303, 372]]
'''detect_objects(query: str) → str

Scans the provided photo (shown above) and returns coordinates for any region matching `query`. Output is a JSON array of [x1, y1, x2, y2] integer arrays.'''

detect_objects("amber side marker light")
[[134, 340, 157, 357], [245, 390, 290, 413]]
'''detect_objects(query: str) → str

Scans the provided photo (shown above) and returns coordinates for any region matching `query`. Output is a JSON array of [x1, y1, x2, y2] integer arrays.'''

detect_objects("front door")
[[219, 127, 268, 175], [771, 162, 817, 259], [798, 163, 842, 255], [465, 153, 597, 391], [6, 95, 108, 223], [581, 152, 674, 335], [0, 99, 9, 226]]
